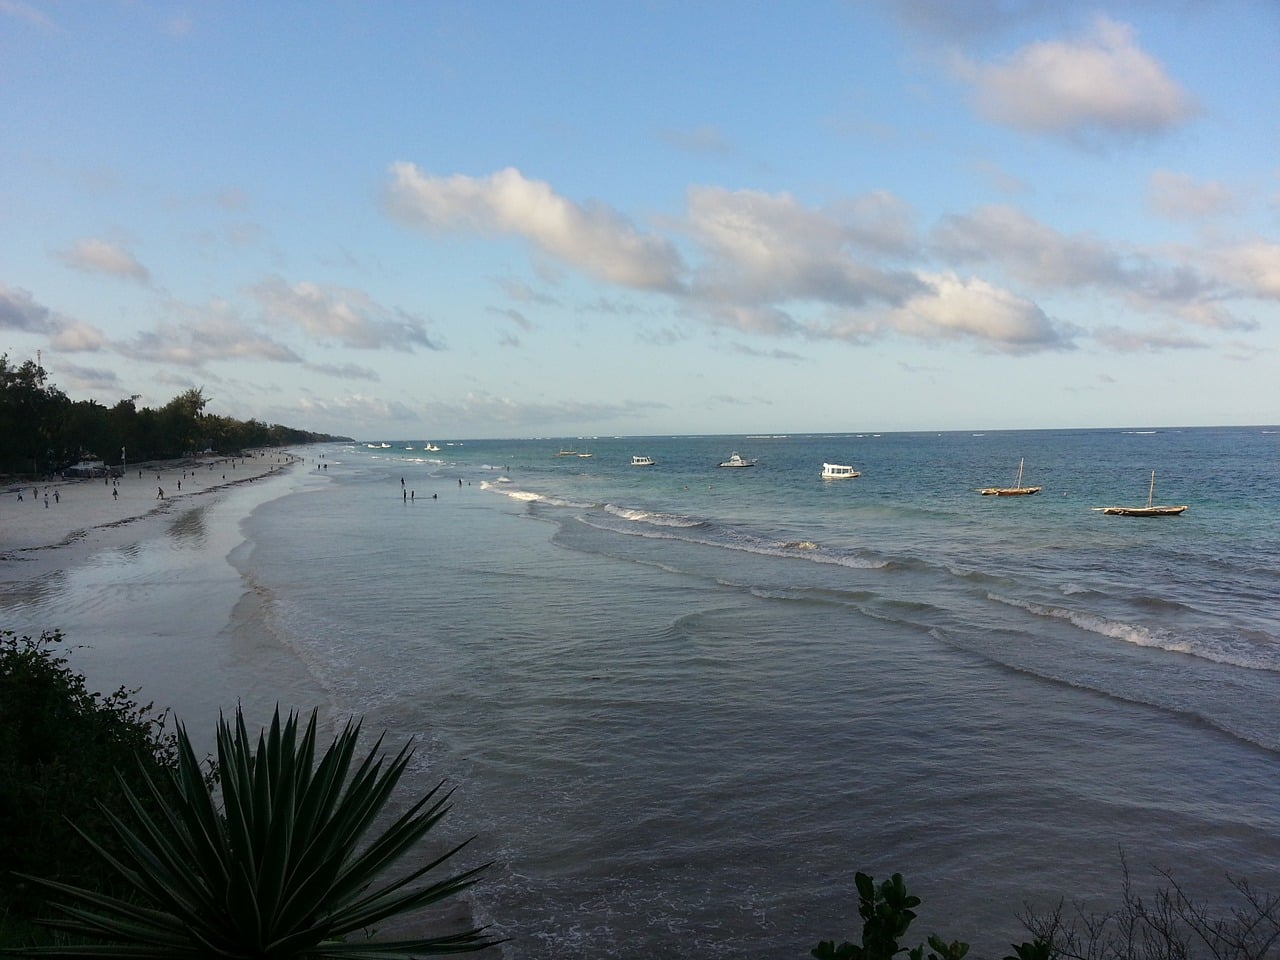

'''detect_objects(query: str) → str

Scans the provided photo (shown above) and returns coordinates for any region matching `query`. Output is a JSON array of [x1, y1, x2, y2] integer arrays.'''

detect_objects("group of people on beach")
[[8, 451, 301, 510], [16, 486, 58, 507]]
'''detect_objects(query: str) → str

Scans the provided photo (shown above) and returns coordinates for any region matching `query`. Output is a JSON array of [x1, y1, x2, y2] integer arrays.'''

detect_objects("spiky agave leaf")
[[13, 705, 497, 959]]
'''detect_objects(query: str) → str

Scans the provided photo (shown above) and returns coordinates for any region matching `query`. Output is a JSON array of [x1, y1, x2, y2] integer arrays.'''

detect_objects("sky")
[[2, 1, 1278, 439]]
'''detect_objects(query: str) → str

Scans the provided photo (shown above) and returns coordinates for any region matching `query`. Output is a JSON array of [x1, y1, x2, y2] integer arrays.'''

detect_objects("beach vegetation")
[[0, 629, 179, 927], [1022, 858, 1280, 960], [10, 705, 497, 958], [812, 871, 1046, 960], [816, 867, 1280, 960], [0, 353, 348, 477]]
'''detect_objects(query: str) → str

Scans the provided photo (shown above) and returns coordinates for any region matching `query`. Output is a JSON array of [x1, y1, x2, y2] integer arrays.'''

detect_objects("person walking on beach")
[[112, 487, 118, 500], [157, 486, 165, 499], [43, 492, 49, 508], [53, 489, 59, 503]]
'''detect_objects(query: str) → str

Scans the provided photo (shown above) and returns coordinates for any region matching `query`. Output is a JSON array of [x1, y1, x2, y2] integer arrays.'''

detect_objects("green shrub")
[[813, 871, 1049, 960], [12, 705, 497, 958], [0, 629, 178, 919]]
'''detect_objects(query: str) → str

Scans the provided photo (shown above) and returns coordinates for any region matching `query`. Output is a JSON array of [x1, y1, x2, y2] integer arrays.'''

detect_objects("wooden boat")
[[979, 458, 1041, 496], [1099, 471, 1187, 517]]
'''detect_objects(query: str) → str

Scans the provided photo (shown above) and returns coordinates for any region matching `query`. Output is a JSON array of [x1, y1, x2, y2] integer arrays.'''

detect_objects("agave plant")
[[15, 706, 496, 958]]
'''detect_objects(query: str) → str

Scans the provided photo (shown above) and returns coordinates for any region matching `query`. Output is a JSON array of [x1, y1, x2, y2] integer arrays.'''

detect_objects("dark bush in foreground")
[[0, 629, 178, 920], [1023, 857, 1280, 960], [13, 705, 497, 958], [813, 871, 1048, 960]]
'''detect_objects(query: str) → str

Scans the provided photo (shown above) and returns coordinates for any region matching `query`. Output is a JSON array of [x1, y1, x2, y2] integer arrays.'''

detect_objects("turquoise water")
[[233, 427, 1280, 958]]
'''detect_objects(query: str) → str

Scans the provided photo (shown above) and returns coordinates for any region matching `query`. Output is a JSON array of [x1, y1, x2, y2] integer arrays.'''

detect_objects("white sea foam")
[[988, 593, 1277, 670], [604, 503, 704, 528], [480, 481, 544, 503]]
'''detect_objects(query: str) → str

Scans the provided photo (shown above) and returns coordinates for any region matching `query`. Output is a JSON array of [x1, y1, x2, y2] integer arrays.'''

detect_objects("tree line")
[[0, 354, 349, 476]]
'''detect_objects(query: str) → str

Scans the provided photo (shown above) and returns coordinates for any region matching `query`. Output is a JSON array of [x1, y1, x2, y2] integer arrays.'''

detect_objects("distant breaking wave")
[[604, 504, 706, 528], [479, 481, 592, 509], [989, 593, 1280, 672], [578, 509, 887, 570]]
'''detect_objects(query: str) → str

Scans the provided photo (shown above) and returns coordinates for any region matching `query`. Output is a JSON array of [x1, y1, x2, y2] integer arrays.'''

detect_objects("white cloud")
[[51, 321, 107, 352], [957, 16, 1196, 142], [252, 277, 442, 351], [882, 272, 1074, 353], [0, 282, 107, 350], [384, 163, 685, 292], [1093, 326, 1207, 352], [120, 308, 302, 367], [684, 186, 924, 307], [57, 363, 122, 391], [304, 361, 381, 382], [934, 205, 1126, 287], [297, 394, 419, 426], [1148, 170, 1235, 221], [0, 283, 52, 332], [58, 238, 151, 283], [932, 205, 1248, 327], [1213, 242, 1280, 300]]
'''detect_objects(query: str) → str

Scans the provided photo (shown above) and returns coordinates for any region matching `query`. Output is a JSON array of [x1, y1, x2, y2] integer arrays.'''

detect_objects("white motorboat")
[[718, 452, 757, 468], [821, 463, 860, 479], [631, 455, 655, 466]]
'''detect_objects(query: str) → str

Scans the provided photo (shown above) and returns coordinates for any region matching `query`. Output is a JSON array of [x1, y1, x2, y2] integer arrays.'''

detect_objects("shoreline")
[[1, 450, 300, 564], [0, 447, 333, 743]]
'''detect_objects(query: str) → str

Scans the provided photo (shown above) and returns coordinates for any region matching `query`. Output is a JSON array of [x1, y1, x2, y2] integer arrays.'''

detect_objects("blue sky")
[[2, 1, 1277, 439]]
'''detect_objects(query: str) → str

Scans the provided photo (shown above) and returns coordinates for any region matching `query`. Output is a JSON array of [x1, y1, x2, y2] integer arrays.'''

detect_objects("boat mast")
[[1147, 470, 1155, 508], [1015, 457, 1024, 489]]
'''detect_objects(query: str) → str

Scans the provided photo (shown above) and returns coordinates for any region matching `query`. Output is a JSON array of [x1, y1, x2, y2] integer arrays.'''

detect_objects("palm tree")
[[15, 706, 497, 958]]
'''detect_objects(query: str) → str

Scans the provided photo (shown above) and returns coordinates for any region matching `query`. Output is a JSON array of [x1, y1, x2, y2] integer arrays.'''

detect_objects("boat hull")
[[979, 486, 1041, 496], [1101, 505, 1187, 516]]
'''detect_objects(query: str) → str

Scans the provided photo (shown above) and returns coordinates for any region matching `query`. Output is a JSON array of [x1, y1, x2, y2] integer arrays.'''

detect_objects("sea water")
[[233, 427, 1280, 959], [5, 427, 1279, 958]]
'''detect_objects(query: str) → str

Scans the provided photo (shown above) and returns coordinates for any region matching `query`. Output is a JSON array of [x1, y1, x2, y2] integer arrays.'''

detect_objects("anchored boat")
[[979, 458, 1041, 496], [1098, 471, 1187, 517]]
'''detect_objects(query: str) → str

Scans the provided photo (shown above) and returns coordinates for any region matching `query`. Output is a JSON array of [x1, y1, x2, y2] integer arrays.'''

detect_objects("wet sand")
[[0, 449, 328, 747], [1, 451, 296, 564]]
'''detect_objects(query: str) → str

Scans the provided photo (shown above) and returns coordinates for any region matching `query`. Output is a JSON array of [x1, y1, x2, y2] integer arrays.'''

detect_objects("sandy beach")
[[1, 450, 298, 564], [0, 448, 330, 747]]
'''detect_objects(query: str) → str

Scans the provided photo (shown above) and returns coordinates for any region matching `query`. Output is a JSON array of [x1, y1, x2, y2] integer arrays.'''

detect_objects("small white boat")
[[631, 455, 655, 467], [577, 452, 593, 458], [425, 443, 440, 452], [821, 463, 860, 479], [718, 452, 757, 468]]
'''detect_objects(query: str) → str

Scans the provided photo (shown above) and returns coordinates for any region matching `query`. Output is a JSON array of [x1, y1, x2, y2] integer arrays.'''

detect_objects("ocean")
[[7, 427, 1280, 958]]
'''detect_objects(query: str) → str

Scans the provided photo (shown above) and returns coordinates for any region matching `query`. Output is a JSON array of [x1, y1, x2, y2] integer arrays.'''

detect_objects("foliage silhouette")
[[13, 706, 496, 958]]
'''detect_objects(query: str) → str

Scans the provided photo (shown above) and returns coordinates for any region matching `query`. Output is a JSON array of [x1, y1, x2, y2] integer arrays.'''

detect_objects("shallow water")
[[5, 428, 1278, 958], [233, 428, 1280, 958]]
